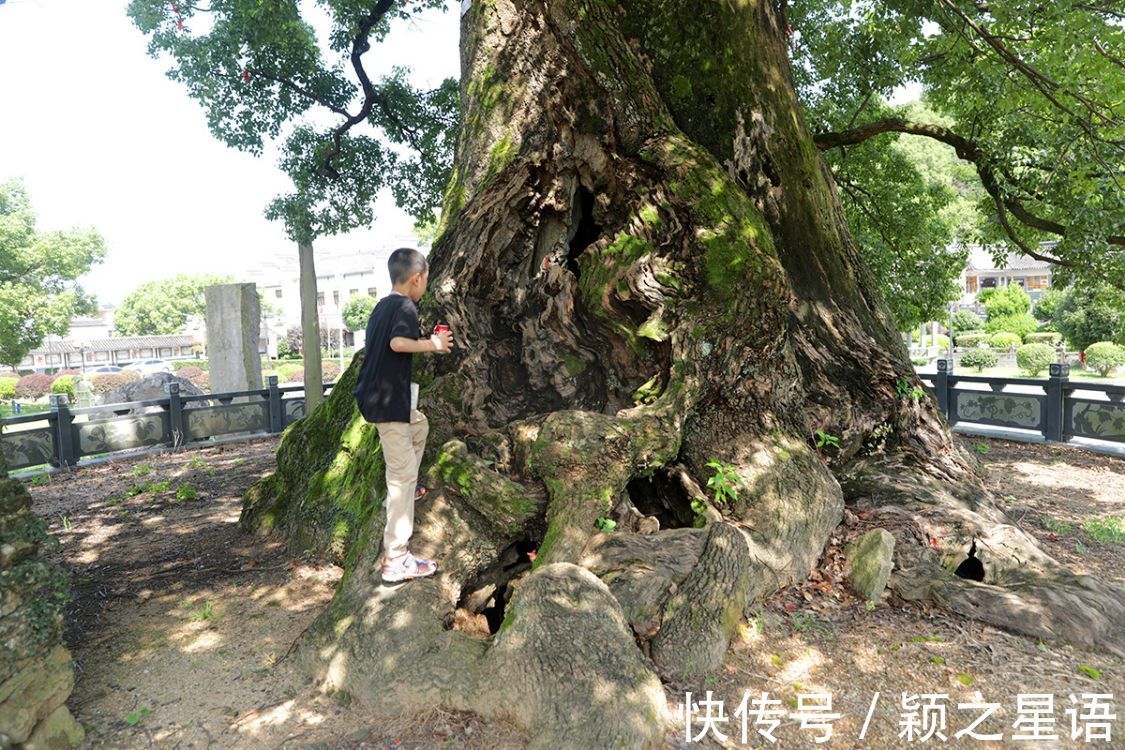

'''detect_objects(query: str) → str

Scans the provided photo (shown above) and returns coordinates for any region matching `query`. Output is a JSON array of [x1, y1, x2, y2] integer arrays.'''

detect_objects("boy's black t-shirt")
[[353, 293, 419, 423]]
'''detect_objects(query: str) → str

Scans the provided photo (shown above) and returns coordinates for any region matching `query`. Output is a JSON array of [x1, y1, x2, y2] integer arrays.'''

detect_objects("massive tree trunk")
[[241, 1, 1125, 746]]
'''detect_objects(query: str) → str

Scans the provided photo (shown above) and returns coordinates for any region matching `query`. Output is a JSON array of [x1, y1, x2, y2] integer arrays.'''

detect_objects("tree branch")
[[322, 0, 396, 178], [814, 118, 1125, 263], [244, 68, 351, 119]]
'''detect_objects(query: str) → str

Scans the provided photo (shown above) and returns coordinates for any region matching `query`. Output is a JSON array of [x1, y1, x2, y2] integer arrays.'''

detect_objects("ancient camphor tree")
[[237, 1, 1124, 747]]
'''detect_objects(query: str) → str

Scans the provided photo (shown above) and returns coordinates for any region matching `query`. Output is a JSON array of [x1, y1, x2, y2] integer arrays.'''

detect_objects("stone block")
[[845, 528, 895, 604], [204, 282, 263, 395]]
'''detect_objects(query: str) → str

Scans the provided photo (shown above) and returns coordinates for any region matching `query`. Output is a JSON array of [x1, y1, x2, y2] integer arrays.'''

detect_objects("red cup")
[[434, 323, 451, 336]]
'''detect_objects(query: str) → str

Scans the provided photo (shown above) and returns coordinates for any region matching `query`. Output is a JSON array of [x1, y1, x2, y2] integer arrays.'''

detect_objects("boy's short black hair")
[[388, 247, 428, 285]]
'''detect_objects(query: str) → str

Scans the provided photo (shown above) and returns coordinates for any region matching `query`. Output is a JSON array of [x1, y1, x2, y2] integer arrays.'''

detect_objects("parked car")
[[126, 359, 173, 376], [88, 365, 124, 375]]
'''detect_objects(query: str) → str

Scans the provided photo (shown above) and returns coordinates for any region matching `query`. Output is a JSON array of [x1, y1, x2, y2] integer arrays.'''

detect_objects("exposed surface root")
[[842, 455, 1125, 655]]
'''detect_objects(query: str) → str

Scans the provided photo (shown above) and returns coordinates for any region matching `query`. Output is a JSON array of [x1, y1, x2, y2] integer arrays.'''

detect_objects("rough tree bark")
[[241, 1, 1125, 747]]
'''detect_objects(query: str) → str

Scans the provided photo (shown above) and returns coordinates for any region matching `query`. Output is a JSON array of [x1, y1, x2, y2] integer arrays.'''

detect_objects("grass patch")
[[1082, 517, 1125, 544]]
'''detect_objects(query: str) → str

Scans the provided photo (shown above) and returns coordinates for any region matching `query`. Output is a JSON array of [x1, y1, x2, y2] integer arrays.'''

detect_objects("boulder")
[[845, 528, 895, 604], [94, 372, 205, 411]]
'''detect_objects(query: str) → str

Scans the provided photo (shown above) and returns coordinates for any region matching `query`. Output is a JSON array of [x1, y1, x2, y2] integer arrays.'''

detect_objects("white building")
[[244, 239, 427, 334]]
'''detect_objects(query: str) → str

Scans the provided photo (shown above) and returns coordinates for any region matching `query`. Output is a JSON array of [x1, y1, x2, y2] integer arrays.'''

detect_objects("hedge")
[[90, 371, 141, 394], [989, 332, 1022, 349], [0, 379, 15, 399], [955, 333, 989, 348], [1024, 332, 1062, 345], [1016, 344, 1054, 377]]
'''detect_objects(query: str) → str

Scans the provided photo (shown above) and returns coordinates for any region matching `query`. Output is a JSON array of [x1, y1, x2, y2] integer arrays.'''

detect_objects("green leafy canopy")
[[0, 180, 106, 370], [127, 0, 458, 242], [792, 0, 1123, 324]]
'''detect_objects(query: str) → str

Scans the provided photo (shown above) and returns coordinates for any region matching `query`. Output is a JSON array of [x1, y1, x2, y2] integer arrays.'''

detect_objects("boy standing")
[[353, 248, 454, 583]]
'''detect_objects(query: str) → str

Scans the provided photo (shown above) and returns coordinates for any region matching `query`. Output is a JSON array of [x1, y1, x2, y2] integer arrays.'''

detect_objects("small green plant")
[[192, 600, 218, 621], [955, 673, 974, 686], [187, 456, 208, 470], [1042, 517, 1073, 534], [594, 516, 617, 533], [814, 430, 840, 450], [131, 464, 153, 476], [1082, 517, 1124, 544], [59, 515, 72, 531], [788, 611, 830, 637], [973, 443, 990, 454], [705, 460, 743, 506], [126, 482, 150, 496], [864, 599, 876, 612], [895, 377, 925, 403], [175, 486, 198, 502], [124, 707, 151, 726], [690, 497, 710, 528], [1078, 665, 1103, 680], [931, 655, 946, 665], [28, 473, 49, 486], [150, 479, 172, 493]]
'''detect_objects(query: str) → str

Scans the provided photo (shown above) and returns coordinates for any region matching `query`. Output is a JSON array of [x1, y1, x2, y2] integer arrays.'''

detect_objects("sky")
[[0, 0, 461, 306], [0, 2, 921, 309]]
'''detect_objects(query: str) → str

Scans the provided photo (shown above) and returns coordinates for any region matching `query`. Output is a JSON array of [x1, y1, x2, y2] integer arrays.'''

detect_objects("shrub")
[[1016, 344, 1055, 377], [952, 310, 983, 332], [91, 373, 135, 394], [322, 361, 341, 381], [1085, 342, 1125, 377], [1024, 332, 1062, 345], [985, 312, 1039, 338], [193, 372, 211, 393], [989, 332, 1022, 349], [173, 360, 209, 372], [286, 369, 304, 383], [955, 333, 989, 348], [15, 374, 53, 399], [961, 349, 999, 373], [50, 375, 77, 399], [0, 379, 15, 399], [177, 366, 204, 380]]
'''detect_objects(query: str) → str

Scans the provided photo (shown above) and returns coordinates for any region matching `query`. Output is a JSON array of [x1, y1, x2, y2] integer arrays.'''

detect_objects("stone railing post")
[[267, 375, 283, 433], [164, 382, 184, 447], [1045, 363, 1069, 442], [935, 359, 954, 419], [49, 394, 76, 468]]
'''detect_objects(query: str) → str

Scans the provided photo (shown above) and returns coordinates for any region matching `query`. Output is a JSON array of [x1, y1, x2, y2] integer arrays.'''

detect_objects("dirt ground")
[[25, 435, 1123, 749]]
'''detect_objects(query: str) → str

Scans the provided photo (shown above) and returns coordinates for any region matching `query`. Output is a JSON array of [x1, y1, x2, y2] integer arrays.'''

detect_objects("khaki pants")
[[376, 409, 429, 562]]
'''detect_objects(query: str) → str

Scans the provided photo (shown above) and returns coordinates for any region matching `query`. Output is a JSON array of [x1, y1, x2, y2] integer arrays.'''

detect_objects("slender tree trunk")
[[241, 1, 1124, 746], [297, 237, 323, 411]]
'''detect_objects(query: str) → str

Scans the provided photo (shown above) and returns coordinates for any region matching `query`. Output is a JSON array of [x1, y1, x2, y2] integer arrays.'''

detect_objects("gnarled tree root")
[[290, 440, 669, 749], [842, 455, 1125, 655]]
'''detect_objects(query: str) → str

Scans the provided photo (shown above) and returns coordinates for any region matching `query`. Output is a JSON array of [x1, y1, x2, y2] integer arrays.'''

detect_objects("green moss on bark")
[[240, 351, 387, 564]]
